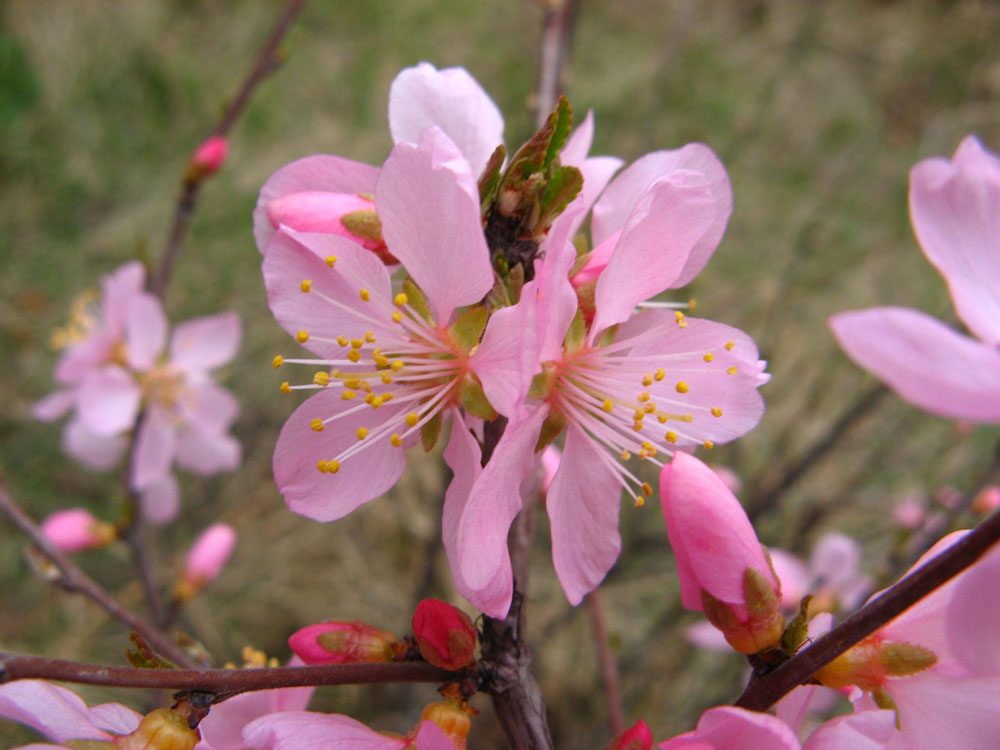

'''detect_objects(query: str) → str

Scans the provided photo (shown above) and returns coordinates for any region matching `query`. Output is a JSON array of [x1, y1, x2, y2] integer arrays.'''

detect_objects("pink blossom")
[[186, 135, 228, 181], [243, 712, 460, 750], [175, 523, 237, 601], [411, 599, 477, 671], [40, 508, 116, 552], [610, 719, 653, 750], [830, 135, 1000, 421], [657, 706, 800, 750]]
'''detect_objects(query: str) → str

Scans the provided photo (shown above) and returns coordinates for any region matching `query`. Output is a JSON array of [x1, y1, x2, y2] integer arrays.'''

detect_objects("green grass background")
[[2, 0, 1000, 746]]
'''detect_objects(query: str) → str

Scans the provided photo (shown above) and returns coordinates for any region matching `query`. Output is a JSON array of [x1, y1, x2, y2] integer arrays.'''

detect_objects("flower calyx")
[[814, 634, 938, 692]]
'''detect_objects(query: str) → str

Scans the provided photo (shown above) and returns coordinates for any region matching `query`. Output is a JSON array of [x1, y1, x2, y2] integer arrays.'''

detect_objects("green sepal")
[[534, 410, 568, 453], [126, 631, 177, 670], [421, 411, 443, 452], [403, 279, 433, 323], [458, 375, 498, 420], [543, 96, 573, 170], [340, 209, 383, 243], [448, 306, 489, 353], [881, 641, 938, 677], [744, 567, 780, 618], [66, 742, 116, 750], [564, 310, 587, 353], [780, 595, 813, 653], [528, 363, 558, 399], [872, 686, 898, 713], [572, 232, 590, 257], [478, 143, 507, 211], [505, 262, 525, 304], [700, 589, 737, 630], [536, 164, 583, 233], [596, 324, 619, 349]]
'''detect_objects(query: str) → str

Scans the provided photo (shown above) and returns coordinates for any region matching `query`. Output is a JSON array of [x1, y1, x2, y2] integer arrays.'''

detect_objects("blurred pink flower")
[[40, 508, 116, 553], [657, 706, 800, 750], [830, 135, 1000, 421], [175, 523, 237, 601]]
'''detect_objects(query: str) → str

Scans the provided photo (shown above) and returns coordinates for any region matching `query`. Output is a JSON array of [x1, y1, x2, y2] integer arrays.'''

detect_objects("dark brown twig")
[[532, 0, 581, 130], [0, 477, 195, 669], [735, 507, 1000, 711], [585, 591, 624, 736]]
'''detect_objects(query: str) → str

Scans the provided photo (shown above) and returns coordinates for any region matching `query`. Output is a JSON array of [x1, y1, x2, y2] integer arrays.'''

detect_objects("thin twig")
[[0, 653, 454, 694], [533, 0, 582, 130], [585, 591, 624, 736], [0, 477, 195, 669], [735, 507, 1000, 711]]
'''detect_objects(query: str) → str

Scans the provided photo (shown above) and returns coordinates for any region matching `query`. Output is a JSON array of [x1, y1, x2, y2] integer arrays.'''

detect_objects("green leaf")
[[543, 96, 572, 170], [478, 143, 507, 210], [421, 411, 443, 452], [536, 164, 583, 233], [780, 595, 813, 653], [126, 631, 177, 670]]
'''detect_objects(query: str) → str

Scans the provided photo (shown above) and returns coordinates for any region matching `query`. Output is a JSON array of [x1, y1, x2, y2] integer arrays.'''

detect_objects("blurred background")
[[2, 0, 1000, 746]]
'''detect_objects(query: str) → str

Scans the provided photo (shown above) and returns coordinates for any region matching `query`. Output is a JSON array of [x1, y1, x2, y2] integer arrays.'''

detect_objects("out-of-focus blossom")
[[656, 706, 800, 750], [243, 710, 462, 750], [185, 136, 228, 182], [411, 599, 477, 671], [830, 135, 1000, 422], [972, 485, 1000, 514], [893, 494, 928, 530], [660, 452, 783, 654], [40, 508, 116, 553], [608, 719, 653, 750], [288, 620, 398, 665], [174, 523, 237, 602]]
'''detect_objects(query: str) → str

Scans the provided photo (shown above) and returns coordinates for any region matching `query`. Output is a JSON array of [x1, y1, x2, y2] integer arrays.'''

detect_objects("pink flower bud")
[[288, 620, 398, 665], [411, 598, 478, 671], [40, 508, 116, 552], [185, 135, 228, 182], [607, 719, 653, 750], [973, 485, 1000, 514], [174, 523, 236, 601], [660, 452, 784, 654]]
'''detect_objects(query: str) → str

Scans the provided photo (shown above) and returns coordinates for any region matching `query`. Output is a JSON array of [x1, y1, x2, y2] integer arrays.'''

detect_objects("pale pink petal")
[[169, 312, 241, 373], [77, 366, 141, 436], [33, 390, 76, 422], [40, 509, 109, 553], [263, 229, 395, 359], [658, 706, 801, 750], [0, 681, 113, 743], [179, 382, 240, 432], [376, 127, 493, 323], [810, 533, 862, 591], [414, 720, 457, 750], [88, 703, 142, 736], [131, 406, 177, 490], [54, 330, 117, 385], [685, 621, 731, 650], [254, 155, 380, 254], [888, 672, 1000, 750], [468, 290, 539, 419], [183, 523, 237, 585], [775, 685, 837, 735], [548, 423, 623, 605], [593, 144, 732, 287], [101, 261, 146, 333], [830, 306, 1000, 422], [272, 389, 408, 522], [139, 473, 180, 525], [768, 549, 809, 609], [388, 62, 504, 177], [124, 293, 167, 371], [660, 451, 776, 610], [174, 424, 240, 476], [802, 710, 903, 750], [528, 242, 579, 362], [63, 418, 127, 470], [909, 135, 1000, 345], [945, 543, 1000, 676], [442, 411, 485, 609], [453, 405, 550, 617], [591, 173, 716, 336], [242, 711, 404, 750]]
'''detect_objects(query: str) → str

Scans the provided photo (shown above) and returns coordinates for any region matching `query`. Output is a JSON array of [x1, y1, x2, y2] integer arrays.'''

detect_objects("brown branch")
[[0, 477, 195, 669], [0, 652, 454, 693], [532, 0, 582, 130], [735, 507, 1000, 711], [586, 591, 624, 736], [149, 0, 309, 299]]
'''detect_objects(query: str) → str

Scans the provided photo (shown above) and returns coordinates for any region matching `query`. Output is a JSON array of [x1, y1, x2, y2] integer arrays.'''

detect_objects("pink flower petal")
[[468, 290, 539, 419], [175, 423, 240, 476], [272, 389, 408, 522], [548, 423, 623, 605], [593, 144, 732, 288], [376, 127, 493, 323], [54, 330, 117, 385], [0, 681, 114, 743], [810, 533, 862, 591], [242, 711, 404, 750], [944, 543, 1000, 676], [124, 293, 167, 371], [179, 382, 240, 433], [685, 621, 731, 650], [768, 549, 810, 609], [100, 261, 146, 334], [802, 710, 903, 750], [169, 312, 241, 373], [33, 389, 76, 422], [414, 720, 458, 750], [592, 173, 716, 336], [909, 135, 1000, 346], [829, 306, 1000, 422], [888, 672, 1000, 750], [63, 418, 127, 471], [131, 406, 177, 490], [254, 155, 380, 254], [87, 703, 142, 737], [139, 473, 180, 525], [77, 366, 141, 436], [658, 706, 800, 750], [388, 62, 504, 178]]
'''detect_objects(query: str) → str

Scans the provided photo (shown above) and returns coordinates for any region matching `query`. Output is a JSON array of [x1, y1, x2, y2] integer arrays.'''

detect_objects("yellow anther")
[[391, 360, 405, 371], [394, 293, 408, 307], [371, 396, 384, 408], [360, 288, 371, 301], [382, 393, 394, 402], [634, 496, 646, 508], [365, 330, 376, 342], [641, 441, 654, 452], [725, 341, 735, 351], [337, 335, 348, 347], [675, 311, 685, 324], [390, 433, 402, 447], [341, 390, 357, 400], [374, 355, 390, 368], [658, 415, 669, 424], [356, 427, 368, 441], [634, 408, 646, 420], [328, 460, 340, 474], [280, 381, 291, 394], [372, 348, 381, 357], [602, 399, 614, 413], [406, 412, 419, 427], [365, 393, 375, 405], [637, 391, 650, 402], [681, 413, 694, 423], [703, 441, 714, 450], [296, 330, 309, 344], [675, 381, 689, 394], [317, 460, 328, 473], [711, 407, 723, 417], [343, 377, 361, 388], [639, 449, 649, 459], [665, 430, 678, 443], [654, 368, 666, 381], [325, 255, 338, 268], [300, 279, 312, 293], [381, 373, 393, 384], [727, 366, 738, 375], [703, 353, 714, 363], [642, 374, 653, 387], [392, 311, 403, 323], [313, 372, 330, 386], [643, 403, 656, 414], [689, 298, 697, 310], [358, 380, 372, 392], [347, 350, 361, 363], [633, 421, 644, 432], [351, 338, 363, 349], [272, 355, 284, 368], [642, 482, 653, 496], [620, 450, 632, 461], [310, 418, 325, 432]]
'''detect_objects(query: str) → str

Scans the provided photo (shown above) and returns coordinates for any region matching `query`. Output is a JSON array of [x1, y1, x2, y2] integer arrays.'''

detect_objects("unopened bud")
[[288, 620, 397, 665], [113, 708, 198, 750], [420, 697, 474, 749], [185, 136, 228, 182], [814, 635, 937, 691], [605, 719, 652, 750], [174, 523, 237, 602], [40, 508, 116, 552], [973, 485, 1000, 514], [411, 598, 477, 671], [700, 571, 785, 656]]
